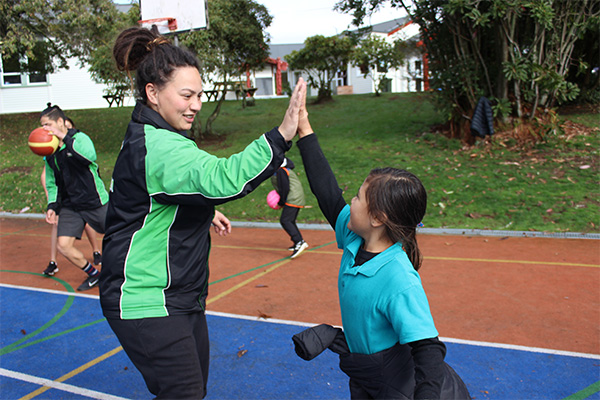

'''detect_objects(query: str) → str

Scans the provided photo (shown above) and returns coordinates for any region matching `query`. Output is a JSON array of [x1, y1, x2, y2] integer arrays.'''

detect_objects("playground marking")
[[7, 346, 126, 400], [207, 259, 291, 305], [0, 368, 129, 400]]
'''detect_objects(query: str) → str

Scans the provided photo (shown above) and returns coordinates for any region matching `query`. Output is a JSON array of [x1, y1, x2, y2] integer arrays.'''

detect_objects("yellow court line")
[[425, 256, 599, 268], [20, 346, 123, 400], [279, 249, 598, 268], [208, 259, 291, 305]]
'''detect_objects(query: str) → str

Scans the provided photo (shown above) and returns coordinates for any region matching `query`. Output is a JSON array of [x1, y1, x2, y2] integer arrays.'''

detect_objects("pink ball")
[[267, 190, 281, 209]]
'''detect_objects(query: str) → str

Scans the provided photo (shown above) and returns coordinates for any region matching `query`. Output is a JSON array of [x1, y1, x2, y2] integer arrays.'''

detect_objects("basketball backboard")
[[140, 0, 208, 34]]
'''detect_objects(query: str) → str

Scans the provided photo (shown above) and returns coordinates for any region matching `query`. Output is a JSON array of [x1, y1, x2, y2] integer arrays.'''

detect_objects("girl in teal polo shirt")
[[296, 112, 470, 398]]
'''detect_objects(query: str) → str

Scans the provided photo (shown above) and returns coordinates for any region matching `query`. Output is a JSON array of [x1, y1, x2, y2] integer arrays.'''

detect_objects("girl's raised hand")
[[278, 78, 307, 142]]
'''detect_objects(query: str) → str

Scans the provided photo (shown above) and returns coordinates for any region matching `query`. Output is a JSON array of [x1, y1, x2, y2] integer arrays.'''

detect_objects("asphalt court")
[[1, 216, 599, 399]]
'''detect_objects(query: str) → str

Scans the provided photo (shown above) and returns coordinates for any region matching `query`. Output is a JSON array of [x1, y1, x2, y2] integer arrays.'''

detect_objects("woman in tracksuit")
[[296, 113, 470, 399], [99, 27, 306, 399]]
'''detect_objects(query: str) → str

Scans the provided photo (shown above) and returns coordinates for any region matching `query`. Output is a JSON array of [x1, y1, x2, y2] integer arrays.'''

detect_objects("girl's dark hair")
[[113, 27, 200, 103], [64, 117, 76, 129], [40, 102, 66, 122], [364, 168, 427, 270]]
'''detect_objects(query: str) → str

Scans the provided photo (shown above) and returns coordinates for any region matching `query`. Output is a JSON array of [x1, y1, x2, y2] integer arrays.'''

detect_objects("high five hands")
[[279, 78, 308, 142]]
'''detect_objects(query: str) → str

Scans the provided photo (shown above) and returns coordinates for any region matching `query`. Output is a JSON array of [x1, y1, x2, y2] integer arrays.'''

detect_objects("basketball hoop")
[[138, 17, 178, 34]]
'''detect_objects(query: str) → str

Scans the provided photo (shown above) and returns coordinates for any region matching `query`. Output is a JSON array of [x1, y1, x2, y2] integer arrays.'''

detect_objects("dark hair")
[[364, 168, 427, 270], [40, 102, 66, 122], [65, 117, 76, 129], [113, 27, 200, 103]]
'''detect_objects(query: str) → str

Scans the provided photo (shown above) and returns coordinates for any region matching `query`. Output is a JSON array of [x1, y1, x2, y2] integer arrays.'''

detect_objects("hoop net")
[[138, 17, 178, 34]]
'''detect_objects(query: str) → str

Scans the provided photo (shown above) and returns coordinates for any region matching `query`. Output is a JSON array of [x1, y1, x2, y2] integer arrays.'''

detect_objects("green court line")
[[0, 271, 75, 356], [2, 318, 107, 355], [563, 381, 600, 400], [209, 240, 336, 285]]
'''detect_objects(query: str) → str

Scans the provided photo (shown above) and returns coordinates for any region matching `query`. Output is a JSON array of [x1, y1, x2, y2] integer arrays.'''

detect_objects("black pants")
[[107, 312, 209, 399], [280, 205, 302, 244]]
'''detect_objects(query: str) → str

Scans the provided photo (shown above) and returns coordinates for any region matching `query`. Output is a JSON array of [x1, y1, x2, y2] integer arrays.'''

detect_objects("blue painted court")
[[1, 284, 598, 399]]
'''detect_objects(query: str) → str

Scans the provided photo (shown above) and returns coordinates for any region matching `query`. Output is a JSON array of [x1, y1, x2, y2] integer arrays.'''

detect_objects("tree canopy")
[[285, 35, 355, 103], [179, 0, 272, 137], [353, 34, 406, 96], [1, 0, 122, 74]]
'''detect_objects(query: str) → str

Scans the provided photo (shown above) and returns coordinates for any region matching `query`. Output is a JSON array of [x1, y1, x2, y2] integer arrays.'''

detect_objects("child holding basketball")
[[41, 104, 108, 291], [99, 27, 306, 399], [296, 111, 470, 398], [41, 116, 102, 276]]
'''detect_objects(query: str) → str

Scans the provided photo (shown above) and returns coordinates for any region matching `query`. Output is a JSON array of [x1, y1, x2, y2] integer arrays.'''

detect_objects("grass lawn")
[[1, 93, 598, 233]]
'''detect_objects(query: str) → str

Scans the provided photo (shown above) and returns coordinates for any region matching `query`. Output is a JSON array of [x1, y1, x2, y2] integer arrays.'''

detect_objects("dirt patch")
[[0, 166, 33, 176]]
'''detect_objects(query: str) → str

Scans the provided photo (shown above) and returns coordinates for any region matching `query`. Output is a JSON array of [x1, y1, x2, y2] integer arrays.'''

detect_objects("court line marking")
[[281, 250, 599, 268], [207, 259, 291, 304], [11, 345, 125, 400], [2, 283, 599, 361], [0, 368, 129, 400], [4, 282, 598, 362]]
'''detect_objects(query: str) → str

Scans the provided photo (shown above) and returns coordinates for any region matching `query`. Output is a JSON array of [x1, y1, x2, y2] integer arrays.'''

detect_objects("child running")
[[296, 110, 470, 398]]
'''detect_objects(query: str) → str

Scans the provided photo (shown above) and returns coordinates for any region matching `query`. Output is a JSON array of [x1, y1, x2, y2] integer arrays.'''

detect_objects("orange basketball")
[[28, 127, 59, 156]]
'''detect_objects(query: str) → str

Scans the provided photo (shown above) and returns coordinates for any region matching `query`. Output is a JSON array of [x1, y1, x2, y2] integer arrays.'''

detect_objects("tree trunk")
[[205, 89, 227, 136]]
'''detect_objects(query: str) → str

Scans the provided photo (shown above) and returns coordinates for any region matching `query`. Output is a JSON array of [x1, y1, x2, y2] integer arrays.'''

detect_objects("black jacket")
[[293, 325, 471, 399]]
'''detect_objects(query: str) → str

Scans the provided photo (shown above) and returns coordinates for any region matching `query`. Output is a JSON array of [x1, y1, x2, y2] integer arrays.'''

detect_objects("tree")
[[87, 4, 141, 93], [336, 0, 600, 142], [179, 0, 272, 139], [353, 34, 406, 96], [1, 0, 122, 74], [285, 35, 355, 103]]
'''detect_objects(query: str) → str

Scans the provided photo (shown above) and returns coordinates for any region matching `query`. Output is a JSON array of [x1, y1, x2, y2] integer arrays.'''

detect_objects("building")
[[250, 17, 427, 100]]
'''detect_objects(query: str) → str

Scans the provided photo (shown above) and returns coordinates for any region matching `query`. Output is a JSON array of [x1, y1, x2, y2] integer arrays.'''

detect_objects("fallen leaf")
[[237, 349, 248, 358], [257, 310, 271, 319], [20, 329, 27, 335]]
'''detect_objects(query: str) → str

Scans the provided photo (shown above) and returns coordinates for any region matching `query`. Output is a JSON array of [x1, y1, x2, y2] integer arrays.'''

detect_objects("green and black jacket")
[[44, 129, 108, 213], [100, 102, 290, 320]]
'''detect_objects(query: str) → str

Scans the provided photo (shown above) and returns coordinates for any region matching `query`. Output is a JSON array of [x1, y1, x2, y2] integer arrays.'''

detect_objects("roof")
[[369, 17, 411, 34], [268, 43, 305, 60]]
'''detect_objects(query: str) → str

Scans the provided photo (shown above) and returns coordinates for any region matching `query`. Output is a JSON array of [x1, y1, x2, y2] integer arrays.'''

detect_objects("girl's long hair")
[[364, 168, 427, 270], [112, 27, 200, 104]]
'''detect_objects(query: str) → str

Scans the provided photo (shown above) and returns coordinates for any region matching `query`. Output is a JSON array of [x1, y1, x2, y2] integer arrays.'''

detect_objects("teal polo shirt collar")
[[342, 235, 404, 277]]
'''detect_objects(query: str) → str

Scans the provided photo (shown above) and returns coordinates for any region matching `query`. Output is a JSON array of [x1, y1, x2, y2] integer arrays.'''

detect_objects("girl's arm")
[[408, 338, 447, 399], [297, 133, 346, 228]]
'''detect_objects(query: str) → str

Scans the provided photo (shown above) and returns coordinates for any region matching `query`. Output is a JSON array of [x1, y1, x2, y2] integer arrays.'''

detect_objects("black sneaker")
[[291, 240, 308, 259], [43, 262, 59, 276], [93, 251, 102, 265], [287, 245, 295, 251], [77, 275, 99, 291]]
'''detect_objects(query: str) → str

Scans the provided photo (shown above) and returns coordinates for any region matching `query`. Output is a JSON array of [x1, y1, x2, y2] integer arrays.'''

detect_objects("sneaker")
[[290, 240, 309, 259], [77, 275, 99, 291], [287, 245, 295, 252], [43, 262, 59, 276], [93, 251, 102, 265]]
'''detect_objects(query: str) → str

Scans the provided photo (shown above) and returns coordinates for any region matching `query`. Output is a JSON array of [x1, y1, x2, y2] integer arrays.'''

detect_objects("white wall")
[[0, 58, 131, 114]]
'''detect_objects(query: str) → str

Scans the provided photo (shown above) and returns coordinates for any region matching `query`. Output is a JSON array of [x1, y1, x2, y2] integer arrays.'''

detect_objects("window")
[[415, 60, 422, 74], [1, 44, 48, 86], [335, 69, 347, 87]]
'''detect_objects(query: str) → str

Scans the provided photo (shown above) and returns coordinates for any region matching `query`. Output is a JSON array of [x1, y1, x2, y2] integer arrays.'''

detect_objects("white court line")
[[2, 283, 599, 360], [0, 368, 130, 400]]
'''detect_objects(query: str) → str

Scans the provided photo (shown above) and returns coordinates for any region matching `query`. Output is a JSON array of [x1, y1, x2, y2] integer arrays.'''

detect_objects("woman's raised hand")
[[278, 78, 307, 142]]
